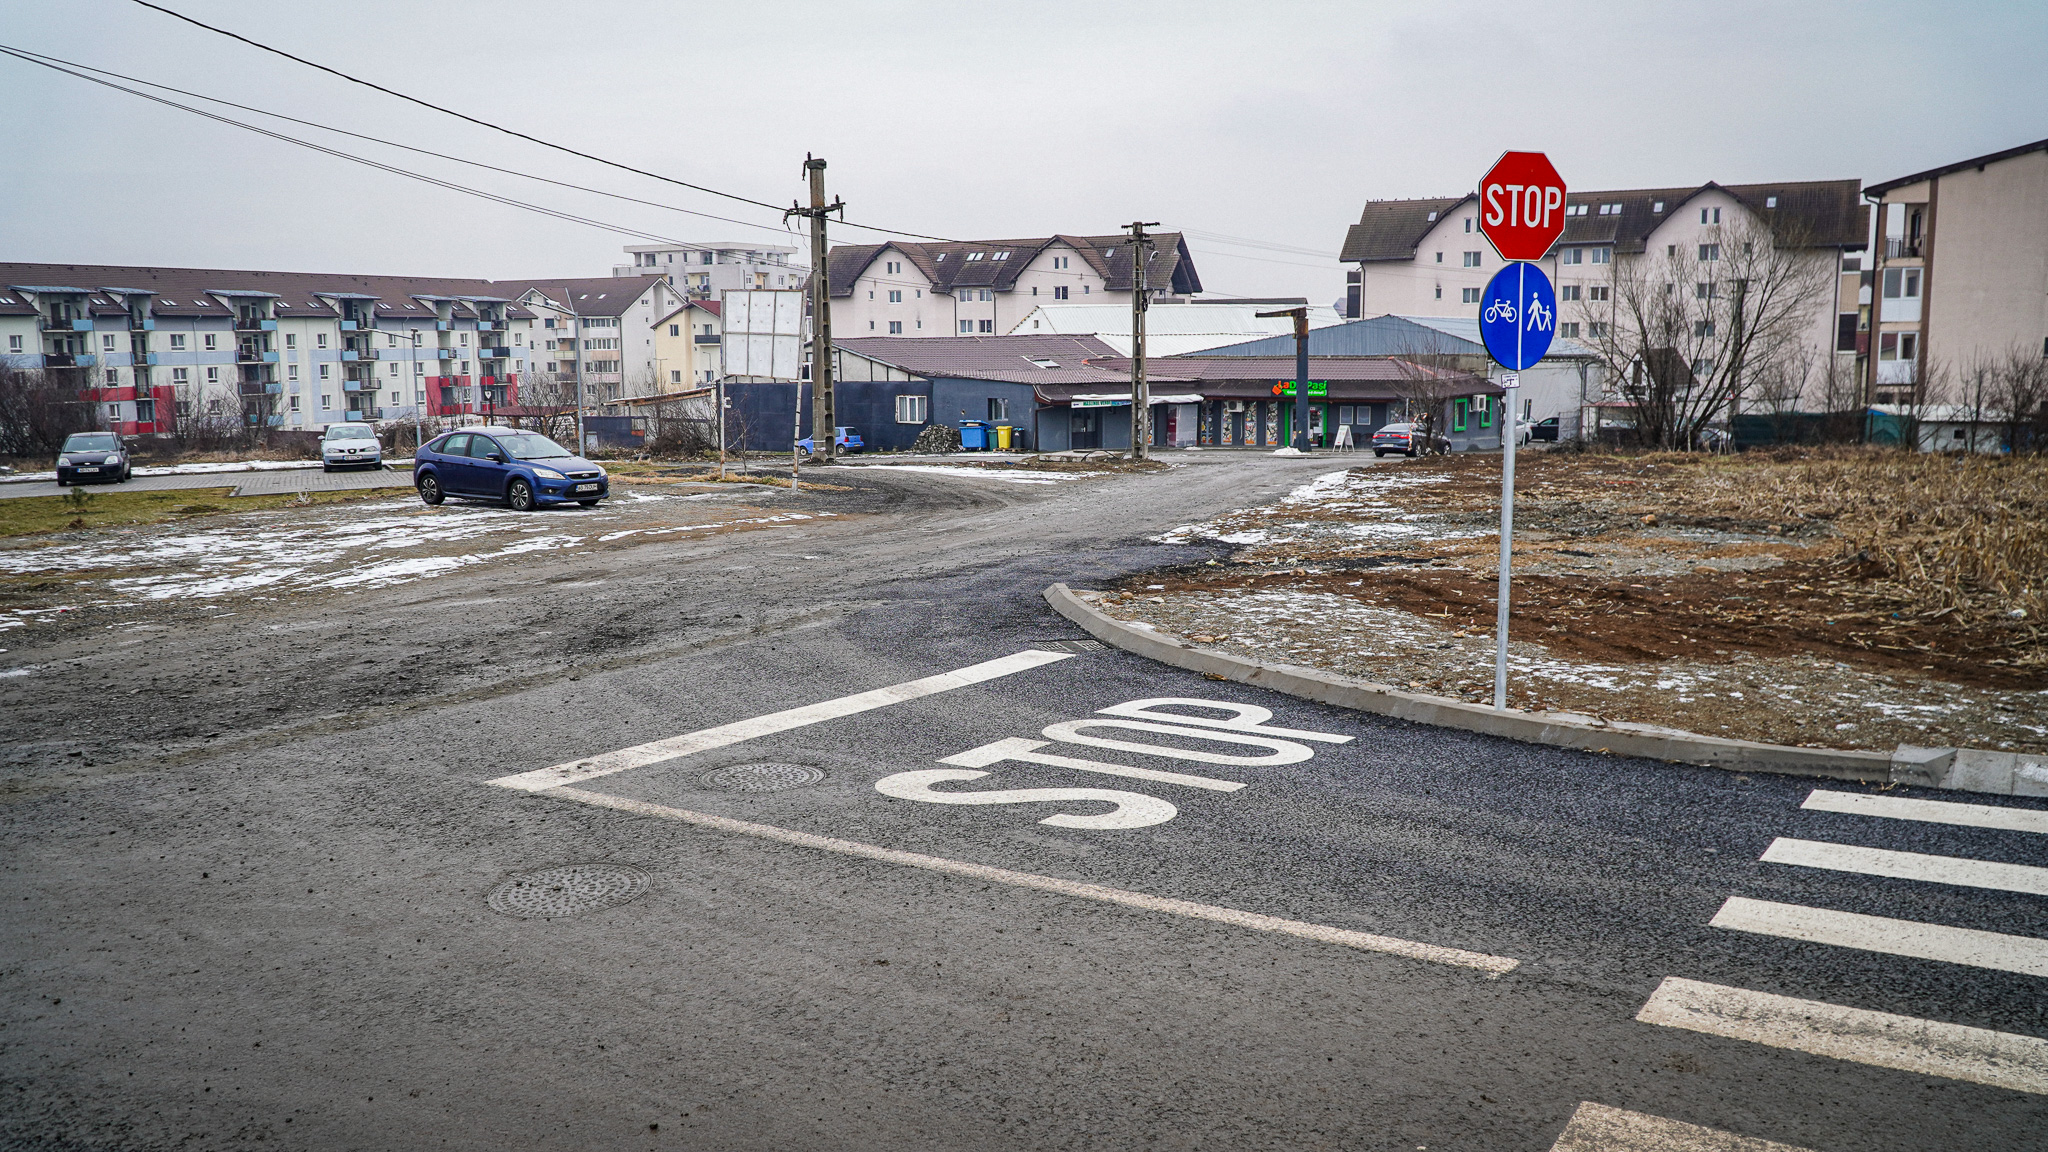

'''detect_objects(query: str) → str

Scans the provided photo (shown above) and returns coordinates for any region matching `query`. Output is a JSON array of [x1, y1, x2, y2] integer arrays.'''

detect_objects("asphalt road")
[[0, 465, 410, 499], [3, 454, 2044, 1151]]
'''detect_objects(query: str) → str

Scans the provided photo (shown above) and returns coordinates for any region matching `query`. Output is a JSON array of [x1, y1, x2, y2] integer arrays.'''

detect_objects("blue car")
[[796, 426, 864, 457], [412, 427, 608, 511]]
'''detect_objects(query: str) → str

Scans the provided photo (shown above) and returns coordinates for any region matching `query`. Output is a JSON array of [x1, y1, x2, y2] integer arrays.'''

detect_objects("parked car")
[[1529, 417, 1562, 442], [320, 422, 383, 472], [796, 427, 864, 457], [412, 427, 608, 511], [1371, 422, 1447, 457], [53, 432, 131, 485]]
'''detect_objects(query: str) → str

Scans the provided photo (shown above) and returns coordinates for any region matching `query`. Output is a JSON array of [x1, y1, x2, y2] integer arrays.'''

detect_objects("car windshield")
[[325, 425, 374, 440], [62, 433, 119, 452], [494, 432, 572, 460]]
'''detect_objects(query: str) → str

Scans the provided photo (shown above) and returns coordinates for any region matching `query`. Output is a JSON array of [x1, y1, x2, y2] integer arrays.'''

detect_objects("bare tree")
[[0, 367, 93, 460], [1582, 214, 1836, 448], [1993, 342, 2048, 453], [511, 369, 581, 444], [1387, 326, 1484, 452]]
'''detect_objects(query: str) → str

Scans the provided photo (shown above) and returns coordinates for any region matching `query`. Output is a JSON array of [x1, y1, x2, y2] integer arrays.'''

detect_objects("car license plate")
[[573, 482, 599, 493], [77, 466, 99, 472]]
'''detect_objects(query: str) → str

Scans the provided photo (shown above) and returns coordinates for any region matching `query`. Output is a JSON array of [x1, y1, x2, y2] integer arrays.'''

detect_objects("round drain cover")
[[701, 762, 826, 792], [486, 864, 650, 919]]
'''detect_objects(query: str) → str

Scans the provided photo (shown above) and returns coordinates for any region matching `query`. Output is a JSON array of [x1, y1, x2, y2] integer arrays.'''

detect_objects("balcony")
[[478, 346, 510, 360], [44, 317, 91, 332], [1877, 360, 1918, 386], [128, 316, 154, 332], [477, 319, 506, 331], [1884, 238, 1922, 260], [42, 352, 96, 368], [235, 318, 278, 332], [435, 348, 455, 359], [339, 319, 359, 331], [693, 334, 721, 345], [237, 345, 279, 364], [343, 377, 375, 391], [131, 351, 159, 366], [238, 380, 284, 396]]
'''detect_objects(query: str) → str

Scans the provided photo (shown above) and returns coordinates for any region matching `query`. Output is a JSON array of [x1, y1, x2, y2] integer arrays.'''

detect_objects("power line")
[[1183, 228, 1340, 260], [0, 44, 801, 255], [128, 0, 958, 243]]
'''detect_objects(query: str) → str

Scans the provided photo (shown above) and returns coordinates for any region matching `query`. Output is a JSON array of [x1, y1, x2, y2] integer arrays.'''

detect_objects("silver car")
[[321, 423, 383, 472]]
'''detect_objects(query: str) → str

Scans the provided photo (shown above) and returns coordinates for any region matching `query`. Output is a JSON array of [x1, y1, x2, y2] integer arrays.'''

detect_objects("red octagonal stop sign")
[[1478, 151, 1567, 262]]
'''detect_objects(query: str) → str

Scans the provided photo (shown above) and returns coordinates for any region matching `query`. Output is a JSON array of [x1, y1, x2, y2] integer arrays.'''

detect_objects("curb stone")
[[1044, 583, 2047, 799]]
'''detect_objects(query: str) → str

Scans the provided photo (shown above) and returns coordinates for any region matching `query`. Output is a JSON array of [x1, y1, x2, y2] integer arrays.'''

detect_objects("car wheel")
[[507, 478, 536, 512], [417, 473, 444, 506], [322, 464, 333, 473], [55, 478, 67, 487], [577, 498, 599, 508], [121, 468, 131, 482]]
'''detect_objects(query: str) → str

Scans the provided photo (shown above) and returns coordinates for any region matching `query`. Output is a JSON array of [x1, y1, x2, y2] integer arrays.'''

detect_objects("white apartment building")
[[0, 262, 545, 434], [826, 233, 1202, 340], [613, 243, 805, 299], [1862, 138, 2048, 405], [506, 276, 683, 404], [1340, 181, 1867, 407]]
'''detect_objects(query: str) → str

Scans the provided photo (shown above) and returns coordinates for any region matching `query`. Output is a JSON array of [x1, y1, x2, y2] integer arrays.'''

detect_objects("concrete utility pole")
[[1126, 221, 1158, 459], [788, 156, 844, 463], [1257, 306, 1312, 451]]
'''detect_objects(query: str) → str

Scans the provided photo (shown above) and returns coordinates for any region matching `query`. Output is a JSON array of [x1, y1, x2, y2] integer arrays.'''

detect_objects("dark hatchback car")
[[412, 427, 608, 511], [55, 432, 132, 485]]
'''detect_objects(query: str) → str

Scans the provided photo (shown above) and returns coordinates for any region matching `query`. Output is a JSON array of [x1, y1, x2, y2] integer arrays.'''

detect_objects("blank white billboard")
[[720, 289, 806, 381]]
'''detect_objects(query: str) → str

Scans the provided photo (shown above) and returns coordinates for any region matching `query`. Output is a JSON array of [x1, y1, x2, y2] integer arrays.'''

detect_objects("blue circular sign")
[[1478, 261, 1557, 371]]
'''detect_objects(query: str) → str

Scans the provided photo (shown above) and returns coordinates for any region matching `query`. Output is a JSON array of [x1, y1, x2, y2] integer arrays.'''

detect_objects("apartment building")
[[0, 262, 546, 434], [1339, 180, 1867, 406], [826, 233, 1202, 340], [504, 276, 683, 404], [613, 243, 805, 298], [650, 300, 722, 388], [1862, 138, 2048, 405]]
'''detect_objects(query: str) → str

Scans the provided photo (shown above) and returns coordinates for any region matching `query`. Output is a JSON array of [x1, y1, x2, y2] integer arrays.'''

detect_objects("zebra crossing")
[[1636, 786, 2048, 1096]]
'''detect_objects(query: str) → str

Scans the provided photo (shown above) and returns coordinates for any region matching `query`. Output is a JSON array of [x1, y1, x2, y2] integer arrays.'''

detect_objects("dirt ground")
[[1102, 449, 2048, 754]]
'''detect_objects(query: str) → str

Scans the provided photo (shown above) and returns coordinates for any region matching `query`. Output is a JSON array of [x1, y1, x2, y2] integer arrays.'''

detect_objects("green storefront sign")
[[1272, 380, 1328, 398]]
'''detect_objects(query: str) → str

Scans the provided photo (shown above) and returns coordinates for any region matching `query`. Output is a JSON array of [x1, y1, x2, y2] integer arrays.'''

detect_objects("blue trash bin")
[[959, 420, 989, 451]]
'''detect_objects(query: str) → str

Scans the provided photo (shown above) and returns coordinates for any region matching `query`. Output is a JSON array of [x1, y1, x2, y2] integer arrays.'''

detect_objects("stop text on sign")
[[1484, 182, 1562, 231]]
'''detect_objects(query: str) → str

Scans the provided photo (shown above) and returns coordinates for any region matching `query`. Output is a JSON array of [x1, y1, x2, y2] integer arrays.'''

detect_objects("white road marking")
[[1760, 837, 2048, 896], [940, 737, 1246, 791], [542, 785, 1520, 976], [489, 649, 1075, 792], [1547, 1101, 1814, 1151], [1096, 698, 1355, 744], [1636, 976, 2048, 1095], [1711, 896, 2048, 977], [1041, 718, 1315, 765], [873, 769, 1178, 830], [1803, 789, 2048, 836]]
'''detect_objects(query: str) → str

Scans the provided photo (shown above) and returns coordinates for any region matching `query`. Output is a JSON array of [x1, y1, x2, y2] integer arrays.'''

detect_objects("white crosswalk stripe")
[[1760, 836, 2048, 896], [1636, 787, 2048, 1095], [1548, 1101, 1814, 1151], [1711, 896, 2048, 977]]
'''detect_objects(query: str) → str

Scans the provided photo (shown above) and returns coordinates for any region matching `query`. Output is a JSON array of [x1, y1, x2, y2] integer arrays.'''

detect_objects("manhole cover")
[[486, 864, 650, 919], [701, 762, 826, 792]]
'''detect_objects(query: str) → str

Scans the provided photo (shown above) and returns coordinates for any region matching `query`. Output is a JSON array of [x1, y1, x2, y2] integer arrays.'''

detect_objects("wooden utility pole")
[[1126, 221, 1158, 459], [1256, 306, 1312, 451], [788, 156, 843, 463]]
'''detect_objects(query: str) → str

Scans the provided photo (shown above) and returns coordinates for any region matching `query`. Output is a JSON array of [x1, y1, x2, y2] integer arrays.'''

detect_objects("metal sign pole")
[[1493, 262, 1524, 712]]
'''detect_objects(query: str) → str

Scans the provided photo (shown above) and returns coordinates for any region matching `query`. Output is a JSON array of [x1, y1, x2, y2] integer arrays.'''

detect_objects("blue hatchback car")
[[412, 427, 608, 511]]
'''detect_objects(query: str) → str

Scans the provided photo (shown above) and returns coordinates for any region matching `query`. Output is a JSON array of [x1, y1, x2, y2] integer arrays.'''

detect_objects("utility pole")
[[1256, 306, 1312, 451], [788, 156, 844, 464], [1126, 221, 1158, 459]]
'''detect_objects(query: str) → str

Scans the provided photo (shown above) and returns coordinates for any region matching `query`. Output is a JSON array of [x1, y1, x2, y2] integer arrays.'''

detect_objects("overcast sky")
[[2, 0, 2043, 305]]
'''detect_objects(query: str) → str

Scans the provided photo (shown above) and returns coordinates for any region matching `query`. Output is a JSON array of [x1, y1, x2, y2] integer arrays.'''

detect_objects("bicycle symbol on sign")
[[1483, 298, 1517, 325]]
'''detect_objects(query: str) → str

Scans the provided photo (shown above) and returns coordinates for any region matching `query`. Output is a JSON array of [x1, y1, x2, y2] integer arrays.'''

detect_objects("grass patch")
[[0, 487, 390, 539]]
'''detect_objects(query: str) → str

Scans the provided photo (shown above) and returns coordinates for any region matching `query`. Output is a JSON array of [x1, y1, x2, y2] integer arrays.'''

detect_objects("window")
[[414, 363, 424, 376], [1695, 321, 1715, 338], [959, 320, 974, 334], [1882, 268, 1921, 299], [670, 369, 683, 384], [1435, 252, 1443, 263], [701, 251, 714, 264], [1588, 285, 1609, 302], [102, 334, 116, 352], [988, 398, 1009, 421], [1690, 358, 1715, 378], [895, 394, 928, 424], [1560, 285, 1581, 301], [1696, 282, 1717, 299], [992, 252, 1009, 261], [1700, 207, 1722, 224], [320, 393, 333, 409], [203, 334, 217, 351], [319, 364, 330, 379], [288, 364, 299, 381], [389, 362, 400, 377], [886, 261, 900, 274], [669, 324, 680, 337], [1053, 285, 1069, 300], [1590, 249, 1609, 265], [1464, 218, 1473, 233], [1668, 245, 1678, 257], [1435, 286, 1442, 299], [6, 335, 18, 353], [1463, 251, 1482, 268], [1765, 196, 1778, 209], [1452, 398, 1469, 431], [1652, 201, 1664, 213], [289, 395, 300, 411], [1587, 321, 1607, 338], [1698, 244, 1720, 262], [172, 367, 188, 383], [1461, 287, 1481, 303], [316, 333, 328, 349], [1560, 322, 1581, 338], [1478, 395, 1493, 428], [888, 321, 903, 334], [1052, 256, 1068, 269], [978, 320, 994, 333], [1562, 248, 1581, 265], [966, 252, 984, 261], [458, 333, 468, 346], [206, 367, 219, 383], [888, 290, 902, 303]]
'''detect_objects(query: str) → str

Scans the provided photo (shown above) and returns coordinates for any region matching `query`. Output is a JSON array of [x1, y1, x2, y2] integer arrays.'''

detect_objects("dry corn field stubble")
[[1109, 448, 2048, 753]]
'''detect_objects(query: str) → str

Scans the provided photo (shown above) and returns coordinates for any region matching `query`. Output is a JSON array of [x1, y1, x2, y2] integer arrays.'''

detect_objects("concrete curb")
[[1044, 583, 2047, 798]]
